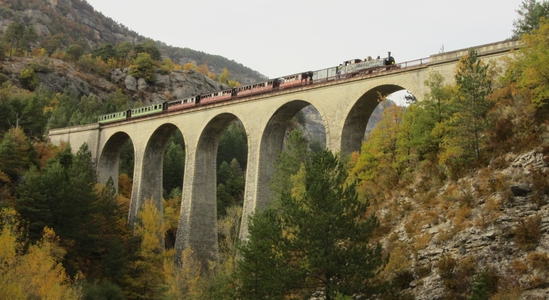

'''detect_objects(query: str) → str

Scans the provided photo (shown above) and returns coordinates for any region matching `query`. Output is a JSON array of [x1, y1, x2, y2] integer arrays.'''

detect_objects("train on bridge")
[[98, 53, 397, 125]]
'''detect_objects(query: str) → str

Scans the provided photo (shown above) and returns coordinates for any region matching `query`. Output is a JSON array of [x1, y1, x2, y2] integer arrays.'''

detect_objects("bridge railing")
[[398, 57, 430, 68]]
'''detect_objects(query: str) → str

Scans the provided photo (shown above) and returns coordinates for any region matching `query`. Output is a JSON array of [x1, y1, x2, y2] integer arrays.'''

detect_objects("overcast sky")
[[85, 0, 523, 79]]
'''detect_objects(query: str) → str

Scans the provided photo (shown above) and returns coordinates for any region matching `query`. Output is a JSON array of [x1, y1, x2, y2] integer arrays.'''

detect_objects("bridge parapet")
[[48, 123, 101, 161], [430, 40, 520, 64]]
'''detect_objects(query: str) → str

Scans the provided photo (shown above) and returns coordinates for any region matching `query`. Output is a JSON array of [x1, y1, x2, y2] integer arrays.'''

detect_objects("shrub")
[[468, 267, 499, 300], [526, 252, 549, 273], [510, 259, 528, 275], [513, 214, 542, 250], [18, 67, 39, 91], [531, 169, 549, 206]]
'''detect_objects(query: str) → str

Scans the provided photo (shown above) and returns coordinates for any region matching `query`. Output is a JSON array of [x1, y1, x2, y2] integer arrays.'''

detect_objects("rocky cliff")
[[0, 56, 228, 105], [382, 149, 549, 299], [0, 0, 266, 84]]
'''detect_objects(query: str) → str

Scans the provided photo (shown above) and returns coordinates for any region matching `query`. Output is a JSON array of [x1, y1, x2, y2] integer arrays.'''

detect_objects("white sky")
[[86, 0, 522, 79]]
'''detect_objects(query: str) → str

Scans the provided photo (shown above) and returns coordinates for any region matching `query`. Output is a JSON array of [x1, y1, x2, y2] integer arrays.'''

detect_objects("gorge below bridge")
[[48, 39, 519, 265]]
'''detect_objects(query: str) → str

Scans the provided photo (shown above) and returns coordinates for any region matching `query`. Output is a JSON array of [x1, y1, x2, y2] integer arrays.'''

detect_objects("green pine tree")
[[237, 150, 387, 299]]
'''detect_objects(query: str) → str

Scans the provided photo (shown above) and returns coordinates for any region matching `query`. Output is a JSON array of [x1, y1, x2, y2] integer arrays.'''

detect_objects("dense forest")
[[2, 0, 549, 299]]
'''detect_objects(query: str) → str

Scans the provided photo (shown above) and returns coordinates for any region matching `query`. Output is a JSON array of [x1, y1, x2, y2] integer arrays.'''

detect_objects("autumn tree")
[[396, 72, 454, 168], [0, 127, 38, 182], [195, 64, 211, 77], [218, 68, 231, 84], [162, 247, 203, 300], [513, 17, 549, 109], [183, 62, 196, 71], [352, 104, 407, 198], [129, 52, 158, 83], [125, 199, 171, 299], [0, 208, 82, 299]]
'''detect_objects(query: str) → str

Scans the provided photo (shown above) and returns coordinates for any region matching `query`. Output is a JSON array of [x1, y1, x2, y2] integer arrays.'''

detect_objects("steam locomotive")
[[98, 52, 397, 124]]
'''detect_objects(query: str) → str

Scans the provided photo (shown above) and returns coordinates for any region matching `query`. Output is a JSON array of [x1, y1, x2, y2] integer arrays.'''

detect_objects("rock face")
[[108, 68, 228, 104], [0, 57, 228, 106], [389, 150, 549, 299]]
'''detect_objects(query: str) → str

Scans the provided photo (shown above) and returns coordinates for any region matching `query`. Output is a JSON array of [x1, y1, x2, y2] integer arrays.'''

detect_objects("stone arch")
[[255, 99, 323, 211], [130, 123, 181, 223], [97, 131, 132, 190], [341, 84, 405, 156], [176, 112, 246, 268]]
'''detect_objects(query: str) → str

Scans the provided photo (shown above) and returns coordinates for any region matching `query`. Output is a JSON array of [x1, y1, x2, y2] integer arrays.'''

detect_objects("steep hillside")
[[0, 0, 266, 84], [376, 149, 549, 299], [0, 56, 228, 105]]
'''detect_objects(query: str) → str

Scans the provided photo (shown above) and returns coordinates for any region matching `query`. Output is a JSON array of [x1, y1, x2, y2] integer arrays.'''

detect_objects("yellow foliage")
[[0, 208, 82, 299], [163, 247, 203, 300], [195, 64, 209, 76], [183, 62, 196, 70], [218, 68, 230, 84], [162, 58, 175, 72], [228, 79, 241, 87], [126, 199, 172, 299], [217, 206, 242, 267], [290, 163, 306, 201], [107, 57, 118, 69], [118, 173, 133, 198], [0, 170, 10, 184], [135, 199, 165, 256], [32, 48, 47, 57]]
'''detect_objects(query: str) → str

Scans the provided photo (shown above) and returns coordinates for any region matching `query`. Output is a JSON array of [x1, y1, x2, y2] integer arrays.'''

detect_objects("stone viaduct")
[[48, 39, 519, 265]]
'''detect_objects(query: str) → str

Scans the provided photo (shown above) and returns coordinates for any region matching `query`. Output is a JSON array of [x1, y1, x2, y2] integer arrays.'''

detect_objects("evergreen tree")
[[96, 178, 129, 283], [237, 150, 386, 299], [115, 41, 133, 67], [439, 48, 492, 173], [3, 21, 25, 56], [16, 143, 101, 277], [270, 128, 309, 202], [163, 140, 185, 198], [217, 121, 248, 169], [236, 209, 296, 300], [513, 0, 549, 38], [0, 127, 37, 182]]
